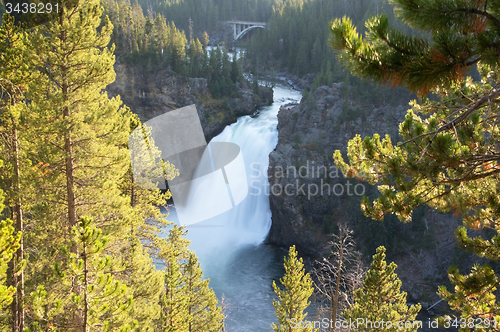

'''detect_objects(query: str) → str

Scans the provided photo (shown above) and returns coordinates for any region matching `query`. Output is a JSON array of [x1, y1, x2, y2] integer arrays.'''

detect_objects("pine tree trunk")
[[130, 170, 135, 207], [12, 123, 24, 332], [57, 6, 77, 232], [64, 117, 77, 229], [10, 208, 17, 332], [59, 7, 81, 330], [188, 280, 192, 332], [62, 82, 77, 229], [82, 243, 89, 332]]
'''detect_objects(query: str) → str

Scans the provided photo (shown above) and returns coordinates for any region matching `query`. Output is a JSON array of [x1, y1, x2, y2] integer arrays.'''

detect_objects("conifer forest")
[[1, 0, 500, 331]]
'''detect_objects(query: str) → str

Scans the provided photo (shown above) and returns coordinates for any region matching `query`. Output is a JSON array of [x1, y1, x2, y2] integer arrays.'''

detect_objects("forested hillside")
[[134, 0, 277, 35], [95, 0, 251, 101], [107, 0, 412, 105], [0, 1, 225, 330], [4, 0, 499, 330], [244, 0, 413, 103]]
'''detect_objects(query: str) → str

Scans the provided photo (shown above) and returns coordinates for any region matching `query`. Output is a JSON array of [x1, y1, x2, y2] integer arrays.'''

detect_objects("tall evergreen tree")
[[158, 240, 190, 332], [29, 217, 134, 331], [330, 0, 500, 325], [342, 246, 421, 331], [0, 14, 33, 332], [201, 31, 209, 50], [26, 0, 132, 241], [19, 1, 171, 330], [0, 187, 21, 311], [157, 225, 223, 332], [271, 246, 317, 332], [182, 252, 223, 332]]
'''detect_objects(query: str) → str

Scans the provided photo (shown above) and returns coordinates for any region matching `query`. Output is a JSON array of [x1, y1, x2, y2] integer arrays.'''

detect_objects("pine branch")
[[397, 85, 500, 152], [456, 8, 500, 30]]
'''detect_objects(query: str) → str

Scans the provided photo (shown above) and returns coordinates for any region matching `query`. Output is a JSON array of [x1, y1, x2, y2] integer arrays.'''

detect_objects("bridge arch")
[[225, 21, 267, 40], [235, 25, 265, 40]]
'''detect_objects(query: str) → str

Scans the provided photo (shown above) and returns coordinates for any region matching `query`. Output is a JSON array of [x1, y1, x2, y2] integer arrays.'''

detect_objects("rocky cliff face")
[[266, 83, 405, 255], [106, 60, 272, 142], [265, 83, 482, 311]]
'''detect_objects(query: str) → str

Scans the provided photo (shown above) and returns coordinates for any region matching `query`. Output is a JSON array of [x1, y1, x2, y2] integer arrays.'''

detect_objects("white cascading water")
[[166, 84, 302, 331]]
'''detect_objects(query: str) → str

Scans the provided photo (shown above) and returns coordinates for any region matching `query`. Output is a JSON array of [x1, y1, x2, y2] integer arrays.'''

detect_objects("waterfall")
[[165, 84, 302, 331]]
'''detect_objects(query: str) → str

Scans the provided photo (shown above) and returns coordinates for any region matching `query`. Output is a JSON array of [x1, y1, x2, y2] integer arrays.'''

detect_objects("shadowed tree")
[[312, 224, 364, 332]]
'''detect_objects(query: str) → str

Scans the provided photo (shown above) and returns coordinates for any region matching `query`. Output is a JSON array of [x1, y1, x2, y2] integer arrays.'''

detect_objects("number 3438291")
[[5, 3, 59, 14]]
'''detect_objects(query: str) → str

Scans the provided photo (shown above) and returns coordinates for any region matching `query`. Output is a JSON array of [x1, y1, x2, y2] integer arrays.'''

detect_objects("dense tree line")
[[244, 0, 413, 104], [96, 0, 411, 105], [95, 0, 412, 104], [99, 0, 243, 98], [134, 0, 279, 35], [0, 1, 225, 330]]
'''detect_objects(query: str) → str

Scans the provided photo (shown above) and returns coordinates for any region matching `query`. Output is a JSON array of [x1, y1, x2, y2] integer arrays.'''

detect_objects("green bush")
[[292, 133, 302, 144]]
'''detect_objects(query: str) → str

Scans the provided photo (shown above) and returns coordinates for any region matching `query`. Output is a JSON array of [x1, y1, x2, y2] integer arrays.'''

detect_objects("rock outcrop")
[[266, 83, 406, 255], [106, 60, 272, 142], [265, 84, 481, 312]]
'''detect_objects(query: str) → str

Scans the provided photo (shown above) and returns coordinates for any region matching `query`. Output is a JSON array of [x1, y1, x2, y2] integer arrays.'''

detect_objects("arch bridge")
[[224, 21, 267, 40]]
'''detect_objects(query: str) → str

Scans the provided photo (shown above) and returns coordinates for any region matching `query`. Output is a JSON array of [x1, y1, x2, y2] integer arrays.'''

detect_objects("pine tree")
[[21, 4, 136, 329], [230, 52, 241, 84], [18, 1, 172, 330], [157, 225, 223, 332], [0, 14, 33, 332], [342, 246, 421, 331], [158, 240, 190, 332], [167, 21, 187, 73], [0, 187, 21, 311], [123, 236, 163, 332], [330, 0, 500, 324], [29, 217, 134, 331], [201, 31, 209, 50], [330, 0, 500, 95], [25, 0, 132, 242], [271, 245, 317, 332], [312, 224, 364, 332], [182, 252, 223, 332]]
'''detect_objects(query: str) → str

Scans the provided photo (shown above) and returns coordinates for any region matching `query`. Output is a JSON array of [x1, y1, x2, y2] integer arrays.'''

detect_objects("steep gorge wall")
[[265, 84, 476, 309], [266, 83, 405, 255], [106, 60, 272, 142]]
